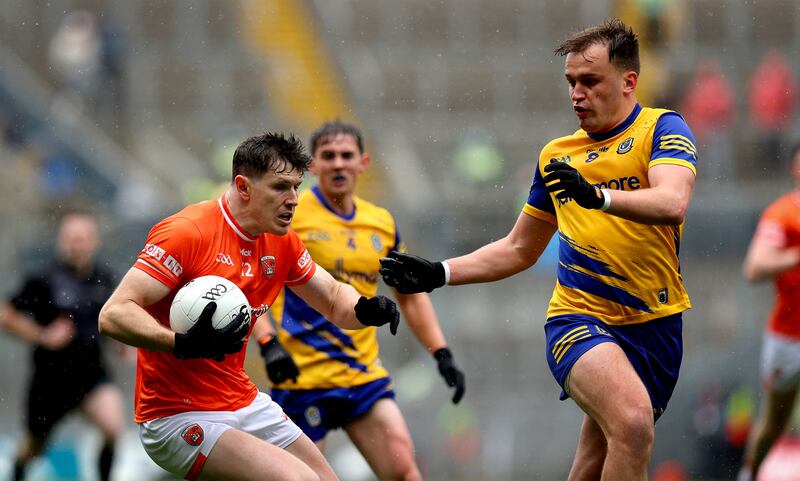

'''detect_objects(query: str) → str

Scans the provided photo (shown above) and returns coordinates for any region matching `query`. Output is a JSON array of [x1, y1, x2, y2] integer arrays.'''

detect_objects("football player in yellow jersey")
[[380, 19, 696, 481], [251, 120, 464, 481]]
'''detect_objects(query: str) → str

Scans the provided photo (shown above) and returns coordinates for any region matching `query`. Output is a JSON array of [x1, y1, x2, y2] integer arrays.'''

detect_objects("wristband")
[[600, 188, 612, 211], [257, 333, 276, 346], [441, 260, 451, 285]]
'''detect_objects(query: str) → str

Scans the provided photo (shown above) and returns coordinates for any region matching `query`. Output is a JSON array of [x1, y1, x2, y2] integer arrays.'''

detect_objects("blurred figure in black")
[[1, 210, 124, 481]]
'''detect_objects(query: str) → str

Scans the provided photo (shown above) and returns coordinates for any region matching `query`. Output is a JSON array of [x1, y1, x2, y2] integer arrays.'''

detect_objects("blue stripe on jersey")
[[558, 235, 652, 313], [283, 289, 368, 372], [559, 234, 627, 281], [651, 113, 697, 166], [527, 163, 556, 215], [587, 103, 641, 141]]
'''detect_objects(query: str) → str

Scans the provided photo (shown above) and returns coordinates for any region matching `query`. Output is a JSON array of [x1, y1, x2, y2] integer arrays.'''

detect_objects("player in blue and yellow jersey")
[[380, 19, 696, 481], [251, 120, 464, 481]]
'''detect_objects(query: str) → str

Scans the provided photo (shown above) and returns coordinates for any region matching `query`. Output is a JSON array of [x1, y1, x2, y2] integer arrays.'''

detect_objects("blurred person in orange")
[[1, 210, 125, 481], [737, 143, 800, 481], [252, 120, 465, 481], [380, 18, 697, 481]]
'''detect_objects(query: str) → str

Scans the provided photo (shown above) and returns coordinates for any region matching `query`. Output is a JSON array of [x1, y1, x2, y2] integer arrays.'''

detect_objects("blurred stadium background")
[[1, 0, 800, 480]]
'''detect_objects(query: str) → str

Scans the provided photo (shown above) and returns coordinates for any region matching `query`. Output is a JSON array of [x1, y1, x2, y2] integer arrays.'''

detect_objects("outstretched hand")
[[542, 161, 605, 209], [379, 251, 446, 294]]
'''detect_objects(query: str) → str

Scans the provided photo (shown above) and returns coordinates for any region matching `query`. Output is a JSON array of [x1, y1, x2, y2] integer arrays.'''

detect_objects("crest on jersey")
[[371, 233, 382, 252], [181, 424, 204, 446], [617, 137, 634, 154], [260, 255, 276, 280], [305, 406, 322, 427]]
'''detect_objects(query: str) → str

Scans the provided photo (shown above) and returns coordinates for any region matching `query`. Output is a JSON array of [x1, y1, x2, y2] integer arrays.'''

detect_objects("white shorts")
[[138, 391, 303, 480], [761, 332, 800, 392]]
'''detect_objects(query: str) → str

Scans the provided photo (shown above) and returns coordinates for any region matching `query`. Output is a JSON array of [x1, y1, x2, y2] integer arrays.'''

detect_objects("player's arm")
[[600, 164, 695, 225], [289, 266, 400, 334], [395, 291, 466, 403], [98, 267, 175, 351], [742, 223, 800, 281], [251, 311, 300, 384], [381, 212, 556, 294]]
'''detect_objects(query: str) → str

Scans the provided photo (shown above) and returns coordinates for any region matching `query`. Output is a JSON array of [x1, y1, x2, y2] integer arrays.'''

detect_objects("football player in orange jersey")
[[99, 132, 400, 481], [737, 144, 800, 481]]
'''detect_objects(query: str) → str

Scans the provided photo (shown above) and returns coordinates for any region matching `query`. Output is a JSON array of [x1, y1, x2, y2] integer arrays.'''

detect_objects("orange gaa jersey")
[[132, 195, 315, 422], [753, 191, 800, 339]]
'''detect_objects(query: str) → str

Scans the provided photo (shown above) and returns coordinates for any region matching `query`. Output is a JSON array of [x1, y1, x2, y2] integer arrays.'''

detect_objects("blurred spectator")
[[680, 60, 735, 181], [0, 210, 125, 481], [748, 51, 797, 166], [47, 10, 124, 125]]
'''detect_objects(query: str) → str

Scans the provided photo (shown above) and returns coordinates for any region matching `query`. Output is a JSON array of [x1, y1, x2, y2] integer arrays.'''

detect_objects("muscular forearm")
[[603, 186, 690, 225], [448, 236, 539, 285], [322, 282, 365, 330], [98, 300, 175, 351], [397, 293, 446, 352]]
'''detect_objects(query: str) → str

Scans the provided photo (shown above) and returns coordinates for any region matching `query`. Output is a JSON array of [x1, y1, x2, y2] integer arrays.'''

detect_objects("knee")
[[382, 437, 421, 481], [609, 407, 654, 454]]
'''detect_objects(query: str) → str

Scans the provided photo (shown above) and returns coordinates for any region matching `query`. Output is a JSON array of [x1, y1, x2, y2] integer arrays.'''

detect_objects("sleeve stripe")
[[134, 259, 178, 288], [661, 134, 696, 146], [649, 159, 697, 175], [522, 204, 558, 225], [659, 144, 697, 157], [286, 262, 316, 285], [660, 139, 697, 154]]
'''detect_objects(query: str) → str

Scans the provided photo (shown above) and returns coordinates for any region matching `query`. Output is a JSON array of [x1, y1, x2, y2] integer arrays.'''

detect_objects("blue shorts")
[[270, 377, 395, 441], [544, 313, 683, 420]]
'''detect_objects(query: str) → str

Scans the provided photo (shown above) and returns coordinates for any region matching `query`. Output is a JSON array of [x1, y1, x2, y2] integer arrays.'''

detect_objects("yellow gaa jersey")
[[524, 104, 697, 325], [271, 186, 402, 389]]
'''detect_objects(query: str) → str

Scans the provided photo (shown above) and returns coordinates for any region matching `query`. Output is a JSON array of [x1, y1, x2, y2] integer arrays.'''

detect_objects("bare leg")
[[200, 429, 337, 481], [567, 343, 655, 481], [344, 399, 422, 481], [567, 414, 608, 481], [81, 383, 126, 481], [741, 386, 798, 480]]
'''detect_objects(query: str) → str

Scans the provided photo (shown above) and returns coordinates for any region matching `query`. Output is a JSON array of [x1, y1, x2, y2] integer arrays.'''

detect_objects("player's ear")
[[623, 70, 638, 95], [308, 155, 320, 176], [358, 152, 371, 173], [233, 174, 251, 200]]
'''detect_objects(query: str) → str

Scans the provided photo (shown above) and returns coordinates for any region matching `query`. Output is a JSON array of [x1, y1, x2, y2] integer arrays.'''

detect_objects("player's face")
[[564, 43, 636, 133], [247, 166, 303, 236], [310, 134, 369, 198], [57, 214, 100, 269]]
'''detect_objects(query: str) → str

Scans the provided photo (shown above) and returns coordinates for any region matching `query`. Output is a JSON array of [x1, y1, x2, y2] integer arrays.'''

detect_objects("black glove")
[[354, 295, 400, 335], [173, 302, 250, 361], [434, 347, 465, 404], [260, 336, 299, 384], [379, 251, 446, 294], [542, 161, 605, 209]]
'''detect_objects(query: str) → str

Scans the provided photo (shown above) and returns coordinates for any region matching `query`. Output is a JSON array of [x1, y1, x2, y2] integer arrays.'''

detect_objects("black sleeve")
[[9, 277, 59, 325]]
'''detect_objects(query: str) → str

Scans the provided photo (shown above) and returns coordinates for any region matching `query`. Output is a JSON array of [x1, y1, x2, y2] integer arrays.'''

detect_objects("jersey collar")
[[312, 185, 357, 221], [587, 103, 642, 142], [218, 195, 257, 242]]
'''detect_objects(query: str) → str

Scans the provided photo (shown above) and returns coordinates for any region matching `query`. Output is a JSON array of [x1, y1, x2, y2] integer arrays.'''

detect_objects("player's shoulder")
[[539, 131, 585, 161], [156, 199, 218, 233], [644, 107, 693, 134], [764, 191, 800, 218]]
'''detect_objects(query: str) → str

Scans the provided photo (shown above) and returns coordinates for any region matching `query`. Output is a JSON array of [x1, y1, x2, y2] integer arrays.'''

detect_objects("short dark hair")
[[554, 18, 640, 74], [309, 119, 365, 156], [232, 132, 311, 181]]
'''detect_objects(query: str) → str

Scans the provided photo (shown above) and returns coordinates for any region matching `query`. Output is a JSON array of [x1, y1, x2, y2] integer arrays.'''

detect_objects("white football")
[[169, 275, 252, 335]]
